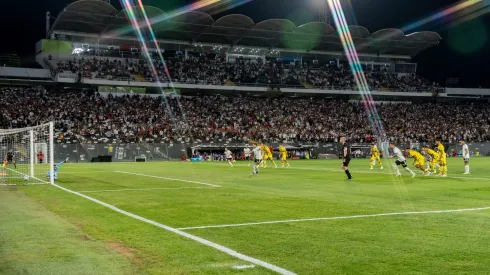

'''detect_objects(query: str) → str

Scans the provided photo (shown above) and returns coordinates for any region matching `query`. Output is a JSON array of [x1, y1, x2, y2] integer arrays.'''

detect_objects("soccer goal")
[[0, 122, 54, 185]]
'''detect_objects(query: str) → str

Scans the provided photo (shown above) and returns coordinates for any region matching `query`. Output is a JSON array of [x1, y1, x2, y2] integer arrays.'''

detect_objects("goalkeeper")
[[47, 157, 69, 180]]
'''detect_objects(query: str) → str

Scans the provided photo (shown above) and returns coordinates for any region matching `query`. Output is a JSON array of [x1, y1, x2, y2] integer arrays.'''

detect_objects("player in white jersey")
[[390, 143, 416, 178], [244, 147, 252, 166], [252, 144, 262, 175], [460, 139, 470, 174], [224, 148, 233, 167]]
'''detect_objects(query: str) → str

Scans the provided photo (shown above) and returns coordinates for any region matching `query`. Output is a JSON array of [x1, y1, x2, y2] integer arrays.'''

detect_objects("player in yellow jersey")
[[260, 144, 277, 168], [369, 142, 383, 170], [406, 148, 431, 176], [422, 145, 439, 174], [436, 139, 447, 177], [259, 144, 267, 167], [279, 144, 290, 168]]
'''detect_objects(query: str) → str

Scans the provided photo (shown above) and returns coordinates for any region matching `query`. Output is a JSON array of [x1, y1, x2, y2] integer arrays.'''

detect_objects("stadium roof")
[[50, 0, 442, 57]]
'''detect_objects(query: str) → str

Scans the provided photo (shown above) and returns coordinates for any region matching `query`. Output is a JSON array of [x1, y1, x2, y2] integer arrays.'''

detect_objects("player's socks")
[[345, 170, 352, 180], [392, 164, 400, 175], [464, 165, 470, 174], [404, 167, 414, 175]]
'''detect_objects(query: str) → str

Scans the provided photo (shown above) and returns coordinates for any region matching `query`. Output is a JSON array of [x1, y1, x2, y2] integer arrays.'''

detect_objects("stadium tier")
[[1, 87, 489, 146]]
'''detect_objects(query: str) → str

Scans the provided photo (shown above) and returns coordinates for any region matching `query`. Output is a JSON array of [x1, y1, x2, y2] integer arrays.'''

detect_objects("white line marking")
[[233, 264, 256, 269], [178, 206, 490, 230], [113, 171, 222, 187], [79, 187, 213, 193], [3, 167, 49, 185], [51, 183, 296, 275]]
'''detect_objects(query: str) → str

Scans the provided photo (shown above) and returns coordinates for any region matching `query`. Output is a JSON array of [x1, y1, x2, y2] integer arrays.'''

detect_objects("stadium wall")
[[53, 142, 490, 163]]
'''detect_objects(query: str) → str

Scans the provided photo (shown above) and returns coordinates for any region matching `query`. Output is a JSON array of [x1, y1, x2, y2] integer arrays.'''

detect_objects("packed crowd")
[[0, 87, 488, 144], [55, 55, 442, 92]]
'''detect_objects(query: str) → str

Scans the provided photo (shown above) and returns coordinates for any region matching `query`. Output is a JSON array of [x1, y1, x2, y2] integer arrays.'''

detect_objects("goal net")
[[0, 122, 54, 185]]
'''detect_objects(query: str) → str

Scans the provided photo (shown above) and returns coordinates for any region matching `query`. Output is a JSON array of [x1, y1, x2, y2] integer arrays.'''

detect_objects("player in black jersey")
[[339, 137, 352, 181], [5, 151, 16, 169]]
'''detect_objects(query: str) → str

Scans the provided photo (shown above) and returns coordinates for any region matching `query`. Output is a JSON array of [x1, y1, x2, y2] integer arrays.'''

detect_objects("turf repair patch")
[[107, 242, 144, 265]]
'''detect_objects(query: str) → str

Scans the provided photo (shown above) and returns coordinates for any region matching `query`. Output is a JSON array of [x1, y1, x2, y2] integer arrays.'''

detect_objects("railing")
[[54, 70, 445, 94]]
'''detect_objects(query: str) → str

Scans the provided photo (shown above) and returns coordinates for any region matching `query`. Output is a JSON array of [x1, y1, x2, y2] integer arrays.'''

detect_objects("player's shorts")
[[342, 159, 351, 167], [464, 158, 470, 163], [370, 155, 380, 161], [245, 155, 250, 160], [415, 158, 425, 166], [267, 153, 273, 160], [438, 156, 447, 165], [254, 159, 262, 165], [395, 160, 407, 168], [281, 154, 287, 161], [6, 157, 13, 162]]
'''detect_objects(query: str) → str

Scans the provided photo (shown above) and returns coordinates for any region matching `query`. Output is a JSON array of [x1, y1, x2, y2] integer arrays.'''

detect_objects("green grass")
[[8, 158, 490, 274], [0, 186, 135, 275]]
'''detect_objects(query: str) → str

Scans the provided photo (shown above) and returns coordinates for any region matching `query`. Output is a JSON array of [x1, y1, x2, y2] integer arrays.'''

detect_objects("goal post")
[[0, 122, 54, 185]]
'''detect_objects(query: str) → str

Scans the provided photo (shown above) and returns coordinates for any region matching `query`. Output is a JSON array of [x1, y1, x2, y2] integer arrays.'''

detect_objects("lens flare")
[[108, 0, 220, 37], [327, 0, 385, 138], [135, 0, 191, 134], [327, 0, 414, 197], [120, 0, 191, 147], [109, 0, 254, 38], [401, 0, 490, 32]]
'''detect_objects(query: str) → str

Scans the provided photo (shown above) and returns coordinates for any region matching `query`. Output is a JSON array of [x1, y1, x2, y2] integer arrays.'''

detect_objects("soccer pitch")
[[14, 158, 490, 274]]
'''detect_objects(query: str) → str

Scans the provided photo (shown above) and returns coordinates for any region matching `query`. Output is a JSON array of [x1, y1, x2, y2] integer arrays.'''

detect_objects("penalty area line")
[[113, 171, 222, 187], [178, 206, 490, 230], [50, 183, 296, 275]]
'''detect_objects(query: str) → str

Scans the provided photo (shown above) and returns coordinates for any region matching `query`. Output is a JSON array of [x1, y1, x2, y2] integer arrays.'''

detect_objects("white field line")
[[113, 171, 222, 187], [233, 264, 256, 269], [79, 186, 213, 193], [3, 167, 49, 185], [51, 183, 296, 275], [178, 206, 490, 230]]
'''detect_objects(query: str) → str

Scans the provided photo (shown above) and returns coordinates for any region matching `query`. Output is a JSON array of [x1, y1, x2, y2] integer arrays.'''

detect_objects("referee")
[[339, 137, 352, 181]]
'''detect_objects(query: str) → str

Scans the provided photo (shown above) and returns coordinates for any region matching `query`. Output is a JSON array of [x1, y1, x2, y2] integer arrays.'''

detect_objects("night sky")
[[1, 0, 489, 87]]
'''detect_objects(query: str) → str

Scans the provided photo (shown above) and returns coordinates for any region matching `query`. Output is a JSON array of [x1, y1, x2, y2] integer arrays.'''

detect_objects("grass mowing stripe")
[[79, 187, 214, 193], [50, 183, 297, 275], [178, 206, 490, 230], [113, 171, 222, 187], [205, 162, 490, 181]]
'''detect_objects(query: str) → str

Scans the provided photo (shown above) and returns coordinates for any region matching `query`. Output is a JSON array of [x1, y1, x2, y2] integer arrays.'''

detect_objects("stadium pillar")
[[49, 122, 54, 185], [46, 12, 51, 38], [30, 130, 34, 177]]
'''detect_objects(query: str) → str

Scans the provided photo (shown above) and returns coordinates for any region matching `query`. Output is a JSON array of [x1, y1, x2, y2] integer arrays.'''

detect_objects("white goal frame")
[[0, 122, 54, 185]]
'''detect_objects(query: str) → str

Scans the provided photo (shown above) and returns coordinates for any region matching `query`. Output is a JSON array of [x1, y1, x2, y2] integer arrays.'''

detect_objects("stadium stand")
[[1, 87, 488, 144], [53, 56, 442, 92]]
